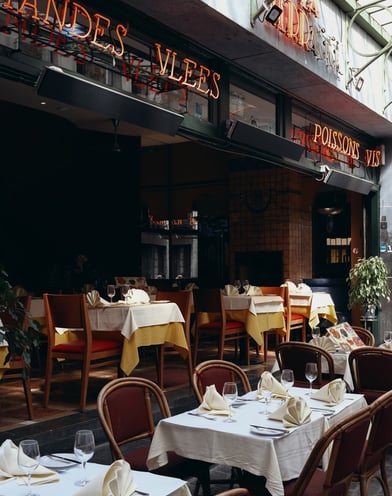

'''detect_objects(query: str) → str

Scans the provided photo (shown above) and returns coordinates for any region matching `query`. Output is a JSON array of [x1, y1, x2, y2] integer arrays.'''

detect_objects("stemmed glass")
[[74, 429, 95, 487], [120, 284, 130, 301], [311, 326, 321, 340], [384, 331, 392, 346], [305, 362, 318, 395], [242, 280, 250, 295], [260, 385, 272, 415], [222, 381, 238, 422], [280, 369, 294, 397], [18, 439, 40, 496], [106, 284, 116, 303]]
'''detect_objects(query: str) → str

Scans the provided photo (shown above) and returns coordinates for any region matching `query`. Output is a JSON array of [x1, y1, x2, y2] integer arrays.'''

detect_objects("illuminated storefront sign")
[[293, 123, 382, 168]]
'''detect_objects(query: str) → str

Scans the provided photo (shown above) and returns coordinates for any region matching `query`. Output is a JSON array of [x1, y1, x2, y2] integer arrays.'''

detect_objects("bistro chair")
[[192, 288, 249, 367], [43, 293, 123, 412], [192, 359, 251, 403], [282, 285, 307, 343], [350, 326, 375, 347], [275, 341, 335, 387], [214, 490, 249, 496], [283, 404, 372, 495], [352, 389, 392, 496], [348, 346, 392, 404], [0, 294, 34, 419], [259, 286, 287, 362], [97, 376, 211, 496], [155, 290, 193, 388]]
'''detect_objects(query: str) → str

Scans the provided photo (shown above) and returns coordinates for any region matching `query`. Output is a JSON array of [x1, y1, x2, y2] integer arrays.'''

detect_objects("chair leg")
[[43, 358, 54, 408], [80, 361, 91, 412], [22, 376, 34, 420]]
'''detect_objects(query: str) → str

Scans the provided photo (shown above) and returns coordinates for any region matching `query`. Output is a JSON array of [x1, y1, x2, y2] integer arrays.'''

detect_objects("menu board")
[[326, 322, 365, 351]]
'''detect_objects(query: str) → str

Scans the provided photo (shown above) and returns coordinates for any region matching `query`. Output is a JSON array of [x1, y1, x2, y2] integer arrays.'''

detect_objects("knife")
[[250, 424, 289, 434], [48, 454, 81, 464]]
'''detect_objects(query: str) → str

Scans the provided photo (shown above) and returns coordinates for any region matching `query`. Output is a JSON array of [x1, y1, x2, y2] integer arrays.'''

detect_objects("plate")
[[40, 453, 78, 470], [250, 426, 288, 437], [151, 300, 171, 304]]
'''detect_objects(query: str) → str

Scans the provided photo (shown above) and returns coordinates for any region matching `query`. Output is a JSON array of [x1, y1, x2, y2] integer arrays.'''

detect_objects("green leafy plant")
[[0, 265, 40, 374], [347, 256, 391, 311]]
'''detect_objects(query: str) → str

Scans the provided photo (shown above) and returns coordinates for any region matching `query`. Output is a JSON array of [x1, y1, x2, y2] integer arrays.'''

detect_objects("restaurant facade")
[[1, 0, 392, 338]]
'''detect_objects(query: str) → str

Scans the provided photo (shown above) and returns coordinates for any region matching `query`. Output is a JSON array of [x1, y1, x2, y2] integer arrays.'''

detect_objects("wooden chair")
[[192, 288, 249, 367], [0, 294, 34, 419], [97, 376, 211, 496], [259, 286, 287, 362], [352, 390, 392, 496], [155, 290, 193, 389], [348, 346, 392, 404], [43, 293, 123, 412], [283, 405, 372, 495], [351, 326, 375, 346], [192, 359, 251, 403], [282, 285, 307, 342], [275, 341, 335, 387]]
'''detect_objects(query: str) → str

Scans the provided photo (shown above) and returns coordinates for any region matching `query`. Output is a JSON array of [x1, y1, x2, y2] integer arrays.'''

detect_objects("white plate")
[[151, 300, 171, 304], [40, 453, 78, 470], [250, 426, 288, 437]]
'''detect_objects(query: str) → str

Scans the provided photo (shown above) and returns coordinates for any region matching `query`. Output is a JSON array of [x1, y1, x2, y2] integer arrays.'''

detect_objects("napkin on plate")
[[86, 290, 106, 308], [198, 384, 230, 416], [309, 336, 336, 353], [73, 459, 136, 496], [246, 285, 263, 296], [268, 396, 312, 428], [312, 378, 346, 406], [258, 371, 288, 399], [223, 285, 239, 296], [0, 439, 59, 485], [125, 289, 150, 304]]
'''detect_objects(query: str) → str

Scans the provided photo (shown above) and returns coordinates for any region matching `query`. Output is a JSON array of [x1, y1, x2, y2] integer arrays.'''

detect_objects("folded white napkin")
[[224, 285, 239, 296], [86, 290, 102, 307], [124, 289, 150, 304], [73, 460, 136, 496], [198, 384, 230, 416], [309, 336, 336, 353], [0, 439, 58, 484], [258, 371, 288, 399], [379, 342, 392, 350], [269, 396, 312, 428], [247, 285, 263, 296], [281, 281, 297, 291], [312, 378, 346, 406], [297, 283, 312, 293]]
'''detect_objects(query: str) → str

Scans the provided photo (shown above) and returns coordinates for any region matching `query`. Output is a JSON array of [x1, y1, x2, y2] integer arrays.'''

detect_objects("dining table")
[[0, 461, 192, 496], [147, 386, 366, 496], [290, 291, 338, 328]]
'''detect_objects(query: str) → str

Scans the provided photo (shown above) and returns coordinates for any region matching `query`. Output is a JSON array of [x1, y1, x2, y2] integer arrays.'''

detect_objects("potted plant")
[[347, 255, 391, 318], [0, 265, 40, 375]]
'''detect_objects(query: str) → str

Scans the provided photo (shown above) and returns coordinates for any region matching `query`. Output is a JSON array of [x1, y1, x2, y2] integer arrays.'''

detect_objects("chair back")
[[285, 406, 372, 495], [193, 288, 225, 320], [350, 326, 375, 346], [259, 286, 285, 298], [192, 359, 251, 403], [275, 341, 335, 386], [156, 290, 192, 344], [348, 346, 392, 404]]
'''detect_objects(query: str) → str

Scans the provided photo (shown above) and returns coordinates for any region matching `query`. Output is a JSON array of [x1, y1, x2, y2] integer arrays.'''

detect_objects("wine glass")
[[120, 284, 129, 301], [311, 326, 321, 340], [18, 439, 40, 496], [106, 284, 116, 303], [222, 381, 238, 422], [74, 429, 95, 487], [280, 368, 294, 397], [242, 280, 250, 295], [258, 381, 272, 415], [384, 331, 392, 346], [305, 362, 318, 395]]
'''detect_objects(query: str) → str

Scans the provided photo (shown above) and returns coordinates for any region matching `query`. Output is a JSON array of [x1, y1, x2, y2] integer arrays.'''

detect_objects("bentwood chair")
[[97, 377, 211, 496], [352, 390, 392, 496], [350, 326, 375, 346], [0, 294, 34, 419], [192, 359, 251, 403], [43, 293, 122, 412], [259, 286, 287, 362], [275, 341, 335, 387], [348, 346, 392, 404], [215, 490, 249, 496], [283, 405, 372, 495], [155, 290, 193, 388], [192, 288, 249, 367]]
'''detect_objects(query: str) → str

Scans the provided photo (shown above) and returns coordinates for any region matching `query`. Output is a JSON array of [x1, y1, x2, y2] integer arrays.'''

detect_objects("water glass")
[[280, 369, 294, 396], [74, 430, 95, 487], [222, 381, 238, 422], [305, 362, 318, 395], [18, 439, 40, 496], [106, 285, 116, 303]]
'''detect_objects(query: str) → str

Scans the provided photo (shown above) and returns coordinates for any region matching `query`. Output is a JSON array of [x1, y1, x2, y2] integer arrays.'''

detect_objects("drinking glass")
[[242, 280, 250, 294], [305, 362, 318, 395], [280, 368, 294, 396], [106, 284, 116, 303], [120, 284, 129, 301], [384, 331, 392, 345], [260, 386, 272, 415], [222, 381, 238, 422], [311, 326, 321, 340], [18, 439, 40, 496], [74, 429, 95, 487]]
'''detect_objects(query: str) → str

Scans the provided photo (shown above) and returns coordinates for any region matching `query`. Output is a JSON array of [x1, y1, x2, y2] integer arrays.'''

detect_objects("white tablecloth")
[[223, 295, 284, 315], [147, 387, 366, 496], [88, 302, 184, 339], [0, 462, 191, 496]]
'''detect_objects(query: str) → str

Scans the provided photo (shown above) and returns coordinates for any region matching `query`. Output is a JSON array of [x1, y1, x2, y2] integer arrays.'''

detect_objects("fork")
[[187, 412, 216, 420]]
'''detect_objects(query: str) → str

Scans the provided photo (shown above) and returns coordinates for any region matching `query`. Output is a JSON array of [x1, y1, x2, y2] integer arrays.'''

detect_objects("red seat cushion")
[[199, 320, 244, 330], [53, 339, 120, 353]]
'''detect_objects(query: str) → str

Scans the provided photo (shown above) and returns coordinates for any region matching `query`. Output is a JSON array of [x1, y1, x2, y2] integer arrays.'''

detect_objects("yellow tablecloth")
[[225, 310, 286, 346], [0, 345, 9, 379], [291, 292, 337, 328]]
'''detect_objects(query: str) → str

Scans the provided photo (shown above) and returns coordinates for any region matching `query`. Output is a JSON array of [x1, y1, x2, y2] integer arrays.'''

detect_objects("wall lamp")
[[251, 0, 283, 27]]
